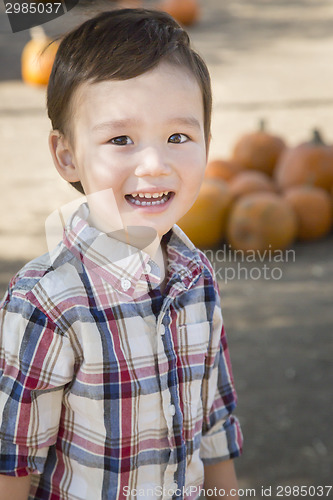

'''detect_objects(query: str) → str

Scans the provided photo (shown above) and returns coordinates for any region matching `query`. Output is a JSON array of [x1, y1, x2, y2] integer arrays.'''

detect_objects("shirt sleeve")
[[199, 267, 243, 464], [0, 286, 75, 476]]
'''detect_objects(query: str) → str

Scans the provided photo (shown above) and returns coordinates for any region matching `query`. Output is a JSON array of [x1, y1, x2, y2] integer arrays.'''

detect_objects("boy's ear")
[[49, 130, 80, 182]]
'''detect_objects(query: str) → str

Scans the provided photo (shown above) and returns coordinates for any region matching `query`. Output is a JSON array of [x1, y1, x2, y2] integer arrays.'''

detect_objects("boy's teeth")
[[132, 191, 168, 199], [126, 191, 172, 206]]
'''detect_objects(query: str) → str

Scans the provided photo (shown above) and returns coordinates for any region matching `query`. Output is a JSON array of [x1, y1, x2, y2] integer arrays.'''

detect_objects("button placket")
[[156, 310, 173, 432], [162, 463, 179, 500], [155, 301, 180, 457]]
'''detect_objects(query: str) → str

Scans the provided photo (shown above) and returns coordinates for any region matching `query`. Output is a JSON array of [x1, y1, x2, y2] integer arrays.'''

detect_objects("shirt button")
[[168, 482, 178, 494], [121, 278, 131, 291], [169, 404, 176, 416], [145, 263, 152, 274]]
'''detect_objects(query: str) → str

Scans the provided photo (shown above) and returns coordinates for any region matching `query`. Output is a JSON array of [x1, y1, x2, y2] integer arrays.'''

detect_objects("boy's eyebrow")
[[91, 116, 202, 132], [92, 119, 140, 132], [168, 116, 202, 130]]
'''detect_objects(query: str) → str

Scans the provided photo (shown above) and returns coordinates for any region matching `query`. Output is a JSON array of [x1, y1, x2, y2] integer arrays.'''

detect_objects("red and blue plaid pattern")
[[0, 203, 242, 499]]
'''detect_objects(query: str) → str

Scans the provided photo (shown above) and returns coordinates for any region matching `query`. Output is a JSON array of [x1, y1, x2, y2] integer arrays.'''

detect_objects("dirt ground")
[[1, 0, 333, 497]]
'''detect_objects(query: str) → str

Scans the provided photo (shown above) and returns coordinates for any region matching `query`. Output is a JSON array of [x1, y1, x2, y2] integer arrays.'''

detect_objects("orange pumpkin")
[[226, 192, 297, 253], [157, 0, 200, 26], [283, 186, 333, 241], [229, 170, 276, 199], [232, 120, 287, 176], [21, 27, 59, 86], [205, 158, 244, 182], [178, 178, 233, 248], [274, 129, 333, 192]]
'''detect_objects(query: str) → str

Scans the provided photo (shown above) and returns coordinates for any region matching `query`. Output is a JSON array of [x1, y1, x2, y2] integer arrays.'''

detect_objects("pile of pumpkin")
[[178, 121, 333, 254]]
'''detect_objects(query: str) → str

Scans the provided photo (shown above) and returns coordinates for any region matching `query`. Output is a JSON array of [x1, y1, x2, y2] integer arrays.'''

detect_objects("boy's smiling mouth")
[[125, 191, 174, 207]]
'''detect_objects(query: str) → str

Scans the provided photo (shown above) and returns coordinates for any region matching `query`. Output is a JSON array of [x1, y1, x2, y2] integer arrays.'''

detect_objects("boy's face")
[[51, 62, 209, 241]]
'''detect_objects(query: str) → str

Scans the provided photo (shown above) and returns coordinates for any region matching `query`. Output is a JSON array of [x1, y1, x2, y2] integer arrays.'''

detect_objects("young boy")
[[0, 8, 242, 500]]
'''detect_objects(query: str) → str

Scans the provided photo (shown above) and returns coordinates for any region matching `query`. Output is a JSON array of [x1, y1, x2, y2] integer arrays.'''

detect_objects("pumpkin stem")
[[311, 128, 325, 146], [259, 119, 266, 132]]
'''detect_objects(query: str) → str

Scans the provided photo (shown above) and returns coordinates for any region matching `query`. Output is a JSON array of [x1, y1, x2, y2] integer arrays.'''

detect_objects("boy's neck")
[[138, 231, 169, 293], [98, 224, 169, 292], [86, 202, 169, 291], [122, 228, 169, 294]]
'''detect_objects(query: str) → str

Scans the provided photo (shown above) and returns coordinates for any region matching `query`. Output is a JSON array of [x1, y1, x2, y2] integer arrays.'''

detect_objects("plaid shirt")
[[0, 203, 242, 500]]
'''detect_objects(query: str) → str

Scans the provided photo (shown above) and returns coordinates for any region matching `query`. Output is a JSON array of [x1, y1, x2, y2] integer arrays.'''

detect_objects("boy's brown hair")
[[47, 8, 212, 194]]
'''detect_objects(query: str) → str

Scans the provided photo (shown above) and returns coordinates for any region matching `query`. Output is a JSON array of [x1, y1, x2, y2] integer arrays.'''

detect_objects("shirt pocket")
[[177, 321, 211, 427]]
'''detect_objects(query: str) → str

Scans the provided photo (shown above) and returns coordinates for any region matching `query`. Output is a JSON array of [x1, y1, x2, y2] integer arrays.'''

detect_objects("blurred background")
[[1, 0, 333, 497]]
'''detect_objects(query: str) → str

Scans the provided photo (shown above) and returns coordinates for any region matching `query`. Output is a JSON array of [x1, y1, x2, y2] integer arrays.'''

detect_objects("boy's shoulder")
[[7, 242, 72, 287], [1, 241, 82, 319], [3, 203, 96, 309]]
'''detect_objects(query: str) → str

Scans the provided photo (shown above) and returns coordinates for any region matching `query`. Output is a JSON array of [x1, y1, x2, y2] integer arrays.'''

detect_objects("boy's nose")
[[134, 146, 171, 177]]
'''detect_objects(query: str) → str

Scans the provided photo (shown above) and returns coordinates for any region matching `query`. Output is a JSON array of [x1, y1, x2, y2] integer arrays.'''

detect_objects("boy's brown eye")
[[168, 133, 189, 144], [110, 136, 133, 146]]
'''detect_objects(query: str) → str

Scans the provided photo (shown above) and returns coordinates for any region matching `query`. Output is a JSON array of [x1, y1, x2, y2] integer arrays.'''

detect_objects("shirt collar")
[[163, 224, 205, 291], [62, 203, 204, 298]]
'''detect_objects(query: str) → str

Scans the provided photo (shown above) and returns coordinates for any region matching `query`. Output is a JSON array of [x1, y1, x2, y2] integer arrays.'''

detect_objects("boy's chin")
[[107, 225, 159, 250]]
